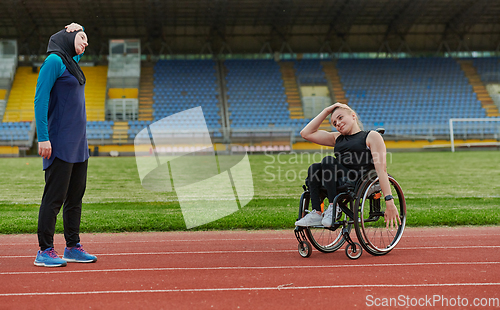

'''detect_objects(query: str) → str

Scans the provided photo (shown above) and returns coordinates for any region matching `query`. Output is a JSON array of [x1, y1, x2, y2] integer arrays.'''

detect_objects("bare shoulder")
[[302, 130, 341, 147], [319, 131, 341, 147], [366, 130, 384, 148], [330, 131, 342, 145]]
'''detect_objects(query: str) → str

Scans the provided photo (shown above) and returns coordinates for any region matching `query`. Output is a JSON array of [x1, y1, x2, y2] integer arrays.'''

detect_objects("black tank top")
[[334, 130, 375, 173]]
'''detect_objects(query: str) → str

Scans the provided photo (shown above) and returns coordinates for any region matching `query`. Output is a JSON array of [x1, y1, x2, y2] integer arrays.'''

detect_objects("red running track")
[[0, 227, 499, 309]]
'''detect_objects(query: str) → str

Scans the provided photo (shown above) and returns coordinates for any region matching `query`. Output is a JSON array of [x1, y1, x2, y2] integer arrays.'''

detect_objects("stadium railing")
[[363, 121, 500, 141]]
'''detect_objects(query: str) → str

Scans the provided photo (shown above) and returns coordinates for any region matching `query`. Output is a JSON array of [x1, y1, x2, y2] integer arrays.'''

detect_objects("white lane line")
[[1, 282, 499, 297], [1, 261, 498, 276], [1, 233, 499, 246], [2, 244, 500, 259], [0, 238, 291, 246], [0, 249, 295, 259], [398, 245, 500, 250]]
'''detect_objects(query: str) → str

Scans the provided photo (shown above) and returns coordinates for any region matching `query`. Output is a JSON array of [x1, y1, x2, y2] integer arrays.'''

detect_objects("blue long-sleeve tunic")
[[34, 53, 89, 170]]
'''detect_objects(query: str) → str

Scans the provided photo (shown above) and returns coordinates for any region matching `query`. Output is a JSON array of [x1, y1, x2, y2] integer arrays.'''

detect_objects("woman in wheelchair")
[[295, 102, 401, 230]]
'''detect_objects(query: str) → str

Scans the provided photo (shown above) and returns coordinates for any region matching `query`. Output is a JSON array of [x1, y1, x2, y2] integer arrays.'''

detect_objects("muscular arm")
[[300, 105, 340, 147], [367, 131, 401, 230]]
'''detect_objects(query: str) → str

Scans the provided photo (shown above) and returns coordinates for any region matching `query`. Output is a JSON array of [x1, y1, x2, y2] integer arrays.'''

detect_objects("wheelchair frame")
[[294, 172, 407, 260]]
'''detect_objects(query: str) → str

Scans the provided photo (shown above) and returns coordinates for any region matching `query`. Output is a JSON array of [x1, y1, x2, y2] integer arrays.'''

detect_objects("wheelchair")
[[294, 145, 407, 260]]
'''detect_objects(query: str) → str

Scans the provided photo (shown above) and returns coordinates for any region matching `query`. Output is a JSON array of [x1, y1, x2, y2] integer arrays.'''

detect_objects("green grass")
[[0, 150, 499, 233]]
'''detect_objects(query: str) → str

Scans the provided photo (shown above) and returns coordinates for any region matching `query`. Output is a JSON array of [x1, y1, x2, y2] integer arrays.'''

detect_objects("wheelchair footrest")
[[294, 226, 308, 243], [325, 222, 342, 231], [342, 226, 354, 246]]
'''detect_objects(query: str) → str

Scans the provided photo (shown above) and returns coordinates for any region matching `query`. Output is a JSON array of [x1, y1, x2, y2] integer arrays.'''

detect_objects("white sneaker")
[[321, 204, 342, 227], [295, 210, 322, 227]]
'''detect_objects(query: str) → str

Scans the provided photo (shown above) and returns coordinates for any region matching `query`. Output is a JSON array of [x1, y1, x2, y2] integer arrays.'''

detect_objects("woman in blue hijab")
[[33, 23, 97, 267]]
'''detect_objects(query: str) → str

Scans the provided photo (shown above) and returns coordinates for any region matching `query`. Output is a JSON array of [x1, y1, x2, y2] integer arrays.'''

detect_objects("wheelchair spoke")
[[304, 196, 350, 253]]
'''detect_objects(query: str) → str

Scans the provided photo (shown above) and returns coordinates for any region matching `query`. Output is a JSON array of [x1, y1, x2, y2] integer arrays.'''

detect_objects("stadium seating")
[[336, 58, 490, 135], [292, 59, 328, 85], [225, 59, 309, 135], [0, 120, 112, 143], [128, 120, 151, 139], [0, 121, 31, 142], [1, 65, 109, 144], [2, 67, 38, 122], [134, 59, 222, 139], [3, 57, 500, 150], [472, 57, 500, 84], [86, 121, 114, 140], [81, 66, 107, 121], [127, 57, 497, 141]]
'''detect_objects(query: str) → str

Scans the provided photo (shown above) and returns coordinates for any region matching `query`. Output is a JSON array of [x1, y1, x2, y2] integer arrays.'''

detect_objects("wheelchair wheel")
[[299, 191, 350, 253], [345, 242, 362, 260], [298, 240, 312, 258], [354, 175, 406, 256]]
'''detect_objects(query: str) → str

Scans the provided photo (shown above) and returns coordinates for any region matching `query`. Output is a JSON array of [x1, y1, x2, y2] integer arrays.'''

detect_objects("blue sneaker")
[[34, 248, 67, 267], [63, 243, 97, 263]]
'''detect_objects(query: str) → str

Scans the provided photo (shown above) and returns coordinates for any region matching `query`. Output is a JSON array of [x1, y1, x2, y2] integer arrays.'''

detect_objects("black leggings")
[[37, 157, 88, 250], [307, 156, 356, 212]]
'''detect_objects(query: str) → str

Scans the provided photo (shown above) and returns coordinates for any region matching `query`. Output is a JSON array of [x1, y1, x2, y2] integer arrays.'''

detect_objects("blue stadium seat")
[[148, 59, 222, 139], [336, 57, 491, 134], [224, 59, 308, 131], [0, 121, 32, 141]]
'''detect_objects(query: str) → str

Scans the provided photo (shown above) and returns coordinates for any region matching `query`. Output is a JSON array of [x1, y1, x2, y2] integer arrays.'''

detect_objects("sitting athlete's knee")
[[321, 155, 337, 167], [308, 162, 321, 172], [307, 163, 322, 183]]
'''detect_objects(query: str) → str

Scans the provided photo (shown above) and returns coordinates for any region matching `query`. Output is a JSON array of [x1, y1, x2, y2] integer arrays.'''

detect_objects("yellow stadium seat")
[[81, 66, 108, 121], [3, 65, 108, 123], [3, 67, 38, 122]]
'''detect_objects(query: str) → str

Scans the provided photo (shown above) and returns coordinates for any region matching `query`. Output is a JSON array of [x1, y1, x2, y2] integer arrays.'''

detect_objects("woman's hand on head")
[[65, 23, 83, 33], [384, 199, 401, 231], [38, 141, 52, 159], [324, 102, 348, 114]]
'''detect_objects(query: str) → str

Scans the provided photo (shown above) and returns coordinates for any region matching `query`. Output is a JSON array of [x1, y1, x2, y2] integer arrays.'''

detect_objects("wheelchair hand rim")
[[358, 176, 406, 254]]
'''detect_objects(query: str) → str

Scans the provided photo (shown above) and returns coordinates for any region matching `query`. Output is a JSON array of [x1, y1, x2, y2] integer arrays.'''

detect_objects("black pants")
[[37, 157, 88, 251], [308, 156, 354, 212]]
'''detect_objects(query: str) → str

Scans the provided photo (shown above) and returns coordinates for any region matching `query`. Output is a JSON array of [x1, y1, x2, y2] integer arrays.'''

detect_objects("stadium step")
[[458, 60, 500, 117], [322, 61, 348, 105], [81, 66, 107, 121], [279, 62, 304, 119], [112, 121, 129, 144], [139, 66, 154, 121], [3, 67, 39, 122]]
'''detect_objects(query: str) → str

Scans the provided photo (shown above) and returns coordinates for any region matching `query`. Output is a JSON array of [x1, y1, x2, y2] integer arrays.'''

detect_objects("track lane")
[[1, 227, 499, 309]]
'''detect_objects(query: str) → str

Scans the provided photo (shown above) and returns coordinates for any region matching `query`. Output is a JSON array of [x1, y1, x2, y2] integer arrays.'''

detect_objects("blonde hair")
[[331, 104, 364, 131]]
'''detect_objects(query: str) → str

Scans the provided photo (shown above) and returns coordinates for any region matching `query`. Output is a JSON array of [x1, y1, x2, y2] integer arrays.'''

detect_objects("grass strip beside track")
[[1, 197, 499, 233], [0, 151, 499, 233]]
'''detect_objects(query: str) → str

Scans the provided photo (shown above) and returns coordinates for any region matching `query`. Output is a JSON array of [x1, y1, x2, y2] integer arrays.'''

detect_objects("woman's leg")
[[307, 163, 322, 212], [62, 159, 88, 248], [295, 162, 324, 226], [37, 158, 73, 251], [320, 156, 350, 204]]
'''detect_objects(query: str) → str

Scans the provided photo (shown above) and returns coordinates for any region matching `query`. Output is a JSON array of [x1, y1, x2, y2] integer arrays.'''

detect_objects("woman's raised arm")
[[300, 103, 343, 147]]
